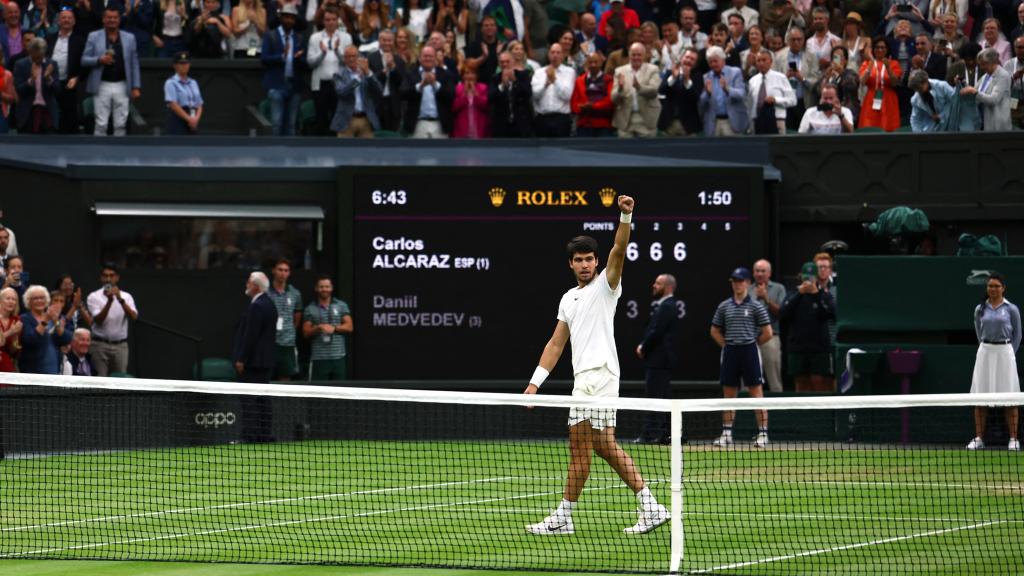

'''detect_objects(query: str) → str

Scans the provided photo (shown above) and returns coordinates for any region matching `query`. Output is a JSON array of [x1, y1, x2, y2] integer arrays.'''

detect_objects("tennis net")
[[0, 372, 1022, 575]]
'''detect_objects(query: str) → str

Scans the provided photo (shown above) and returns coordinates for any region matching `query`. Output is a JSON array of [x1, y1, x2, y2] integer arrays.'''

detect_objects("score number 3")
[[626, 300, 687, 320], [626, 242, 687, 262]]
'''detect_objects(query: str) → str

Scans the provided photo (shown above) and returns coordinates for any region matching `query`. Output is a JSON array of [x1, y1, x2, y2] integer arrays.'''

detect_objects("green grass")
[[2, 440, 1022, 575]]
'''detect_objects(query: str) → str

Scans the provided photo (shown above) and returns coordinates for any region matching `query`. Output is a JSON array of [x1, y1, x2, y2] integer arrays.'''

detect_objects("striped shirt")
[[267, 284, 303, 347], [303, 298, 351, 360], [711, 295, 770, 345]]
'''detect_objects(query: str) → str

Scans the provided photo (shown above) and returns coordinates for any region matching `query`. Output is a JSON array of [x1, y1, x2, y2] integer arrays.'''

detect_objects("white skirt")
[[970, 343, 1021, 394]]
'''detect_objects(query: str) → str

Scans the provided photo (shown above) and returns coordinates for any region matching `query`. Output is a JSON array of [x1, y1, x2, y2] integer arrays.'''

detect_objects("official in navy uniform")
[[233, 271, 279, 442], [634, 273, 680, 444], [163, 51, 203, 134]]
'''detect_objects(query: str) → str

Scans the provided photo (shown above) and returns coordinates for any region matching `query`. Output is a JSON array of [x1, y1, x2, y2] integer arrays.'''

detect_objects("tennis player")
[[524, 194, 669, 536]]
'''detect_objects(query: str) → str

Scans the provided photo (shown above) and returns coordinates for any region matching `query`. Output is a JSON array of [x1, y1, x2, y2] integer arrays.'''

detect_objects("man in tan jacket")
[[612, 42, 662, 137]]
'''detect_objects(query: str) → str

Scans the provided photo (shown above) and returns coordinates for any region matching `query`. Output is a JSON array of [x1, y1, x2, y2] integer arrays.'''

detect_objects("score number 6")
[[626, 242, 687, 262]]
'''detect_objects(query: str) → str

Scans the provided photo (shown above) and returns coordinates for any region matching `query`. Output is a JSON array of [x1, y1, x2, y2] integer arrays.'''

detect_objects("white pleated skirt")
[[970, 343, 1021, 394]]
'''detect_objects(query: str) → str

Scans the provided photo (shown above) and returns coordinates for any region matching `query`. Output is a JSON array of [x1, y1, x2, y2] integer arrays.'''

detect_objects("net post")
[[669, 400, 683, 574]]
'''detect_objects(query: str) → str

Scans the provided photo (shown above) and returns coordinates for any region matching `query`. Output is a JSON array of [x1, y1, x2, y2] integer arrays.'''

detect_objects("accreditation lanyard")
[[872, 62, 887, 110], [1012, 59, 1022, 109]]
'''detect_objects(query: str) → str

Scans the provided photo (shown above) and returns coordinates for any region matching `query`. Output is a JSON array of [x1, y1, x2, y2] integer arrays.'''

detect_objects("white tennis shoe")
[[1009, 438, 1020, 452], [624, 504, 670, 535], [526, 512, 574, 535], [753, 432, 769, 448], [966, 437, 985, 450], [712, 433, 733, 448]]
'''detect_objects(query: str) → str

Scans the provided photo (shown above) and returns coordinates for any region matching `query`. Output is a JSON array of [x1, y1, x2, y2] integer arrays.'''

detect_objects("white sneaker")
[[967, 437, 985, 450], [624, 504, 670, 535], [1009, 439, 1020, 452], [753, 432, 769, 448], [526, 512, 574, 535], [712, 433, 733, 448]]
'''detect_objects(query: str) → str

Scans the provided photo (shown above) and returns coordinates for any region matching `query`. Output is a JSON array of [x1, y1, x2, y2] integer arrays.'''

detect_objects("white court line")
[[1, 476, 519, 533], [691, 520, 1010, 574], [0, 481, 639, 558], [512, 476, 1024, 491]]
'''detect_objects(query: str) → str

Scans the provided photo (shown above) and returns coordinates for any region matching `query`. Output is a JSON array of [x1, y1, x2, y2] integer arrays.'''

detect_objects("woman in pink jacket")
[[451, 62, 490, 138]]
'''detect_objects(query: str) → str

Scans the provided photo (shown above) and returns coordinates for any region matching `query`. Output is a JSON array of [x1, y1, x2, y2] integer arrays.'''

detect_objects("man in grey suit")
[[698, 46, 749, 136], [81, 7, 141, 136], [966, 48, 1013, 132], [331, 45, 383, 138]]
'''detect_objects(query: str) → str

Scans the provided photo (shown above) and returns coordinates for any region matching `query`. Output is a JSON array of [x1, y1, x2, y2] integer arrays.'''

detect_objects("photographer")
[[881, 0, 931, 37], [87, 264, 139, 377], [1, 256, 30, 301], [780, 262, 837, 393], [797, 82, 853, 132]]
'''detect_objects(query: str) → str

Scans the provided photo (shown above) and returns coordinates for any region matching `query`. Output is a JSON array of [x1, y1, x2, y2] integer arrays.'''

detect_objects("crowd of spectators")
[[1, 0, 1022, 136]]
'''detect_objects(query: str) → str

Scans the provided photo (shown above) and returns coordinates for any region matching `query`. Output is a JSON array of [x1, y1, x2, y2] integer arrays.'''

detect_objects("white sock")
[[556, 498, 575, 516]]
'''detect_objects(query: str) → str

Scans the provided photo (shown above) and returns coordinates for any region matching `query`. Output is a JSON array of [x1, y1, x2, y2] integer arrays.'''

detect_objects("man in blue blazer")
[[698, 45, 749, 136], [233, 271, 279, 443], [331, 45, 383, 137], [634, 274, 680, 444], [260, 3, 306, 136], [81, 7, 141, 136]]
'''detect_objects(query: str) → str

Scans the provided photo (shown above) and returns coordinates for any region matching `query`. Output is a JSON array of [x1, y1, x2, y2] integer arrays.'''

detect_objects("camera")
[[103, 283, 113, 295], [895, 4, 912, 12], [817, 102, 834, 112], [788, 61, 798, 70]]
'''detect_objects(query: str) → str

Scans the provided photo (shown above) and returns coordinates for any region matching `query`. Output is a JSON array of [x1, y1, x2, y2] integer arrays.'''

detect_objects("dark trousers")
[[533, 113, 572, 137], [315, 80, 337, 136], [377, 95, 401, 132], [57, 81, 80, 133], [641, 366, 672, 441], [239, 368, 273, 442], [786, 100, 806, 132]]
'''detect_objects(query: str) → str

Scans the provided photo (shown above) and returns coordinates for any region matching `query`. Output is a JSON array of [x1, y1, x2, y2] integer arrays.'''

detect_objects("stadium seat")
[[373, 130, 403, 138], [299, 100, 316, 135], [856, 126, 885, 133], [194, 358, 236, 382], [108, 372, 134, 378]]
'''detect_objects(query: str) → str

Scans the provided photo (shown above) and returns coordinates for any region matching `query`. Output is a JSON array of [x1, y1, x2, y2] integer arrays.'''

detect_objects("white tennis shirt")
[[557, 269, 622, 377]]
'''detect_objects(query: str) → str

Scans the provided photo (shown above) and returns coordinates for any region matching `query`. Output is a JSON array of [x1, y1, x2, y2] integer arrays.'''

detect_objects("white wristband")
[[620, 212, 632, 224], [529, 366, 550, 387]]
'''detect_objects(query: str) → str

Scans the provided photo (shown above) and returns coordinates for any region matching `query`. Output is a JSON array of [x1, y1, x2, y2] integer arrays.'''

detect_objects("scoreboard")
[[350, 167, 763, 382]]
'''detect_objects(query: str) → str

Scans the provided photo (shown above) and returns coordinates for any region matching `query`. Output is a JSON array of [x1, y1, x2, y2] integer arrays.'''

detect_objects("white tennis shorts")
[[568, 365, 619, 429], [970, 343, 1021, 394]]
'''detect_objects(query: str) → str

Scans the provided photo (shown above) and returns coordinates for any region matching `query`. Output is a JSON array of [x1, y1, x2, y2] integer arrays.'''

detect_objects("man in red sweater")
[[598, 0, 640, 40], [571, 51, 615, 136]]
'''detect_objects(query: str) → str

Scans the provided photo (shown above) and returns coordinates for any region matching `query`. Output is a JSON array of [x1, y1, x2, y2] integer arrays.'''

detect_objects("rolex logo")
[[488, 187, 507, 208], [598, 187, 617, 208]]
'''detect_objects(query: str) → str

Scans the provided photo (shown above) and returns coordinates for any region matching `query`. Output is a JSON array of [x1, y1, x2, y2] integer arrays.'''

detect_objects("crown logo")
[[598, 187, 617, 208], [488, 187, 507, 208]]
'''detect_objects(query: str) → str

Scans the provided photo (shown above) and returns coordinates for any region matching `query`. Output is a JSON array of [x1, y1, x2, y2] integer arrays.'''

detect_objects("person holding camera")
[[780, 262, 836, 393], [82, 7, 141, 136], [86, 264, 138, 377], [798, 83, 853, 131], [881, 0, 930, 37], [967, 273, 1020, 452], [1, 256, 30, 301], [772, 26, 819, 130]]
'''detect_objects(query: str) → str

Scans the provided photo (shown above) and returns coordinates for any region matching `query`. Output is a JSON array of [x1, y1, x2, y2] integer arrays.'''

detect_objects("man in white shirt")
[[721, 0, 759, 27], [747, 50, 796, 133], [806, 7, 841, 68], [612, 42, 661, 137], [531, 43, 576, 136], [798, 84, 853, 133], [678, 7, 708, 51], [87, 264, 139, 376], [524, 195, 669, 537], [46, 8, 84, 134], [307, 8, 352, 135]]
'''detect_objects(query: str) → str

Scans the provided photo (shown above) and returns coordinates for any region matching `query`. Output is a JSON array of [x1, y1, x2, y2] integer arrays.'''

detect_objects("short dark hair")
[[315, 274, 333, 284], [275, 258, 292, 268], [566, 236, 599, 259], [101, 262, 119, 274], [6, 255, 22, 267]]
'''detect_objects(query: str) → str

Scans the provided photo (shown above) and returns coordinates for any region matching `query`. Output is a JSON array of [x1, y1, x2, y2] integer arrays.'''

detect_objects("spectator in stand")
[[1, 3, 24, 64], [395, 27, 417, 65], [464, 16, 502, 85], [308, 8, 352, 135], [55, 274, 91, 332], [934, 12, 965, 66], [87, 264, 138, 377], [605, 26, 639, 73], [1005, 36, 1023, 129], [699, 45, 749, 135], [66, 328, 93, 376], [722, 0, 760, 27], [697, 23, 740, 75], [0, 287, 19, 372], [599, 0, 639, 40], [189, 0, 232, 58], [962, 47, 1012, 130], [577, 12, 608, 57], [0, 227, 16, 271], [261, 3, 305, 136], [798, 83, 854, 131], [909, 68, 956, 130], [449, 61, 487, 138], [888, 19, 916, 85], [881, 0, 929, 37], [163, 51, 203, 134], [910, 33, 948, 80], [928, 0, 967, 32], [399, 0, 432, 44], [266, 258, 301, 381], [752, 259, 786, 392], [740, 24, 767, 77], [19, 285, 70, 375], [841, 12, 870, 72], [45, 8, 84, 134], [748, 49, 796, 133], [725, 13, 750, 60], [302, 275, 352, 381], [332, 45, 382, 137], [83, 7, 141, 137], [13, 37, 59, 134], [946, 41, 981, 130], [24, 0, 57, 38], [154, 0, 189, 58], [1012, 3, 1024, 43], [430, 0, 468, 48], [368, 29, 405, 132], [658, 45, 702, 135], [978, 18, 1011, 63], [560, 26, 587, 73], [677, 7, 707, 50], [774, 27, 819, 129], [1, 256, 29, 301], [815, 45, 859, 120], [507, 40, 540, 73], [231, 0, 266, 58], [9, 29, 37, 70], [807, 0, 843, 34], [489, 48, 534, 136], [858, 36, 902, 131], [611, 41, 660, 136], [522, 0, 549, 62], [402, 45, 456, 137], [571, 50, 614, 136], [122, 0, 156, 57], [660, 21, 682, 70], [532, 43, 576, 136], [0, 50, 13, 134], [358, 0, 388, 44], [806, 7, 840, 66], [759, 0, 805, 37], [780, 262, 836, 393]]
